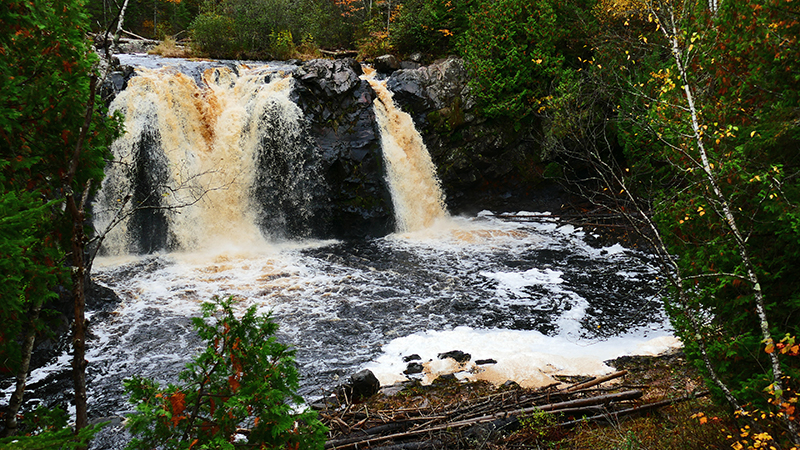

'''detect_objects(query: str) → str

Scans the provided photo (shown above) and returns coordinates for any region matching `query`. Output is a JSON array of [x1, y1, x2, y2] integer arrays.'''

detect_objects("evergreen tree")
[[1, 0, 121, 435]]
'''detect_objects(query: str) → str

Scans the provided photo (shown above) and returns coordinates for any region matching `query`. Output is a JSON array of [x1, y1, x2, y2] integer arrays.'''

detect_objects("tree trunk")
[[3, 304, 42, 437], [113, 0, 131, 44], [63, 76, 98, 436], [68, 190, 89, 432]]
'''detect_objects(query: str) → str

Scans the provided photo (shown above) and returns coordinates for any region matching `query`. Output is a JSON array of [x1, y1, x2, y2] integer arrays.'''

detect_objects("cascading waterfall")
[[364, 71, 448, 232], [94, 65, 318, 254]]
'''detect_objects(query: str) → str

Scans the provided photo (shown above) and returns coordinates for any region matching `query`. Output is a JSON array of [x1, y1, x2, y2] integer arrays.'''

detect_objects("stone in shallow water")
[[437, 350, 471, 363], [403, 353, 421, 362], [404, 362, 424, 375], [475, 358, 497, 365]]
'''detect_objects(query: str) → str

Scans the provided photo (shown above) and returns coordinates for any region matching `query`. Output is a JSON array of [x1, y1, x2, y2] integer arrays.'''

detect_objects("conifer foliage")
[[1, 0, 120, 436], [124, 296, 327, 450]]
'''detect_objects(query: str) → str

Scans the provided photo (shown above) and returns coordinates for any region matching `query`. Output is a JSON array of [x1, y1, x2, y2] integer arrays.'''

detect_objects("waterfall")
[[94, 66, 319, 254], [365, 72, 448, 232]]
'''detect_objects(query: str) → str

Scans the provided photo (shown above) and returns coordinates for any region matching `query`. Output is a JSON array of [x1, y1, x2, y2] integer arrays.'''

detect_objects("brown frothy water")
[[364, 73, 448, 232], [97, 67, 297, 254]]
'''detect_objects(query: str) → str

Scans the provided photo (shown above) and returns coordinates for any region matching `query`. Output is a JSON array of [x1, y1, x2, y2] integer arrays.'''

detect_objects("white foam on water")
[[364, 326, 681, 388], [13, 211, 672, 417]]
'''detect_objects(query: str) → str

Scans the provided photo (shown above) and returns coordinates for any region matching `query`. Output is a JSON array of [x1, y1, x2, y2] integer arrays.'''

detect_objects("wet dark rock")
[[310, 394, 342, 410], [387, 57, 470, 116], [374, 54, 401, 74], [399, 60, 421, 70], [99, 65, 135, 106], [336, 369, 381, 403], [380, 381, 413, 396], [402, 354, 421, 362], [404, 362, 424, 375], [475, 359, 497, 365], [432, 373, 458, 384], [295, 58, 362, 97], [292, 59, 393, 239], [438, 350, 471, 363], [87, 282, 122, 312], [385, 57, 558, 215], [352, 369, 381, 398], [500, 380, 521, 390]]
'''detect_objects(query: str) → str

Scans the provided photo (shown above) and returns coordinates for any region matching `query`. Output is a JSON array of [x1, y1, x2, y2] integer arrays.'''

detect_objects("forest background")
[[2, 0, 800, 448]]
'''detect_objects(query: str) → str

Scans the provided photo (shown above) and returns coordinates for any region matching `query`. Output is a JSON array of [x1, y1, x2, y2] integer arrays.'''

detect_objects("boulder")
[[386, 57, 471, 115], [351, 369, 381, 398], [374, 54, 401, 74], [335, 369, 381, 402]]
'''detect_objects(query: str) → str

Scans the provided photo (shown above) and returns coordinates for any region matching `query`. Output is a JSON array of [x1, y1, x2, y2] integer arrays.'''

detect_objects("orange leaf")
[[228, 376, 241, 392], [169, 392, 186, 416]]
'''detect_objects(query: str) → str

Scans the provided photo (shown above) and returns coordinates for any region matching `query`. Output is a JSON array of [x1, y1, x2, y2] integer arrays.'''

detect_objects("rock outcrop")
[[292, 58, 394, 238], [384, 57, 552, 214]]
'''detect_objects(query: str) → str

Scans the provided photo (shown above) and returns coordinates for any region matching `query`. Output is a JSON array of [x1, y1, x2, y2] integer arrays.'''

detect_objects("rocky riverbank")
[[317, 349, 736, 449]]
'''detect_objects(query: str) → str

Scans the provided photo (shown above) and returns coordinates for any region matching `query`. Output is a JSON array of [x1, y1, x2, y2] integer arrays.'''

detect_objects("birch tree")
[[581, 0, 800, 444]]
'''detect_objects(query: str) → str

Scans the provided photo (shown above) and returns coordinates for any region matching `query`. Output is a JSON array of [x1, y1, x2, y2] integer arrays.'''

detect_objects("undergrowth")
[[147, 37, 192, 58]]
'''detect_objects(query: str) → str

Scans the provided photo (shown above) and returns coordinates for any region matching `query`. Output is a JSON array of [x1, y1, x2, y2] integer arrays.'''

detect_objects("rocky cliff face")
[[384, 57, 551, 215], [291, 58, 394, 238], [101, 55, 553, 244]]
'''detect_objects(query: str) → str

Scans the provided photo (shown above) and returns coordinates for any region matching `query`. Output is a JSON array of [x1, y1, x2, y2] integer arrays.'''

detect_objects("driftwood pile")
[[320, 370, 706, 449]]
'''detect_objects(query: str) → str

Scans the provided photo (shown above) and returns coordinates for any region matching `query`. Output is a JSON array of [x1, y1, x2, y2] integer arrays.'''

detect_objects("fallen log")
[[324, 390, 643, 449], [562, 370, 628, 393], [119, 29, 158, 44], [320, 49, 359, 58], [553, 391, 709, 429]]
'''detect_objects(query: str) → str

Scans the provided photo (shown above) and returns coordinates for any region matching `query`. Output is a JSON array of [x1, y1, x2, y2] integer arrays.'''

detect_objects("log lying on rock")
[[320, 49, 359, 58]]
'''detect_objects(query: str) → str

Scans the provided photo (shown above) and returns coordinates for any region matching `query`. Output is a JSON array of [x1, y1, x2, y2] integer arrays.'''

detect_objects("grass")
[[147, 37, 192, 58]]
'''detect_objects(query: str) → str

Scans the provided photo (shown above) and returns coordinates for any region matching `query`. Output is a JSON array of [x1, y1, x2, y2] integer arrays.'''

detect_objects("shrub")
[[0, 407, 105, 450], [124, 296, 327, 450], [190, 13, 240, 58], [269, 30, 296, 60], [390, 0, 467, 58]]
